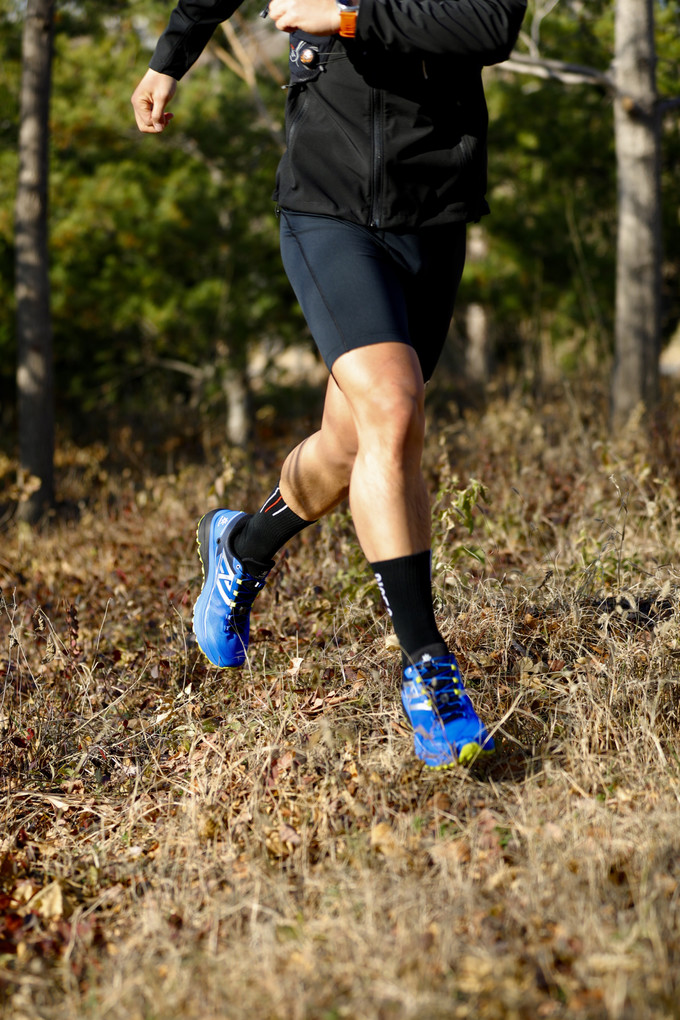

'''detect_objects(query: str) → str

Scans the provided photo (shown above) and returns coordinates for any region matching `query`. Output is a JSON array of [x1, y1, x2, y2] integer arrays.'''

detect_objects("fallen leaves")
[[369, 821, 407, 860], [25, 881, 68, 921], [0, 399, 679, 1018], [0, 870, 105, 971]]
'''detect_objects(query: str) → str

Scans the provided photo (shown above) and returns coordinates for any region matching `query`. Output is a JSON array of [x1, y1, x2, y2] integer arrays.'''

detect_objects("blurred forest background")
[[1, 0, 680, 498]]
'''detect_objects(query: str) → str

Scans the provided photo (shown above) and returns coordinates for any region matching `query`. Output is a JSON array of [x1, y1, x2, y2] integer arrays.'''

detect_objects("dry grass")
[[1, 380, 680, 1020]]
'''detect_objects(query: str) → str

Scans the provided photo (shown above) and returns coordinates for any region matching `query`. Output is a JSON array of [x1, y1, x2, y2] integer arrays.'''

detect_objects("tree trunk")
[[465, 304, 492, 384], [15, 0, 55, 522], [611, 0, 662, 427], [222, 365, 252, 447]]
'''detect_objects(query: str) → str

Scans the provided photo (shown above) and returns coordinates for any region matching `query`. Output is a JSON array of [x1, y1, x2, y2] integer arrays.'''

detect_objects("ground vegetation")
[[1, 376, 679, 1019]]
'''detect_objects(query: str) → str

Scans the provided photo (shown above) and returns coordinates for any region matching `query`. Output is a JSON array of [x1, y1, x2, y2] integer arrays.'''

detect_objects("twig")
[[502, 52, 612, 88]]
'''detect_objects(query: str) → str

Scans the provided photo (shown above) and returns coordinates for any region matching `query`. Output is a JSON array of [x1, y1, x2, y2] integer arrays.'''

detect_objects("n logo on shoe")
[[216, 551, 236, 603]]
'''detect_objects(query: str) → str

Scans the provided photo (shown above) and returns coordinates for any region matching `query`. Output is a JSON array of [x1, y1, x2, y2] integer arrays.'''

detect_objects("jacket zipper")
[[369, 88, 384, 229], [286, 86, 308, 189]]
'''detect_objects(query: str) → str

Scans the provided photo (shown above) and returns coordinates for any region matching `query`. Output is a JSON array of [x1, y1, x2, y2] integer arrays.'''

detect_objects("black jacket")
[[149, 0, 526, 230]]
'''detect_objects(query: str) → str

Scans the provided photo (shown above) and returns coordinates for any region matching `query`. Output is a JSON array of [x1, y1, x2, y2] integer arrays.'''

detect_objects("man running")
[[131, 0, 526, 768]]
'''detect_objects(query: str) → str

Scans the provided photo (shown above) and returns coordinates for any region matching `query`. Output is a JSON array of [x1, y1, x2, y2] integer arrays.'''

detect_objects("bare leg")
[[280, 342, 429, 562], [279, 373, 357, 519]]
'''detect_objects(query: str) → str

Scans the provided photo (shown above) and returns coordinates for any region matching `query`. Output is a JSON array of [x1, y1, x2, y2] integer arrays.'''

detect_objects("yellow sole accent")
[[422, 742, 494, 770], [459, 741, 494, 766]]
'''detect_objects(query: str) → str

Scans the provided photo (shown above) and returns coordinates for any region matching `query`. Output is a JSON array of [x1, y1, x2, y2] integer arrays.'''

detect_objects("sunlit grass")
[[1, 379, 679, 1019]]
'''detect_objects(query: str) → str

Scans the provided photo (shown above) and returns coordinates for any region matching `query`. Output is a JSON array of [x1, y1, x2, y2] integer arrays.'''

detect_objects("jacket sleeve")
[[356, 0, 527, 64], [148, 0, 244, 79]]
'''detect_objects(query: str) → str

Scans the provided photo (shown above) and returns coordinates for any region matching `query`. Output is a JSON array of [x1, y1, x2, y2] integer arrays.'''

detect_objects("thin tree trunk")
[[611, 0, 662, 427], [222, 365, 252, 447], [15, 0, 55, 521], [465, 304, 492, 384]]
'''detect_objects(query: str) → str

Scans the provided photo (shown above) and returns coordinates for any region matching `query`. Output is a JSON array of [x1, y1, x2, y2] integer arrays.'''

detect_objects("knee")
[[358, 383, 425, 462], [332, 344, 426, 466]]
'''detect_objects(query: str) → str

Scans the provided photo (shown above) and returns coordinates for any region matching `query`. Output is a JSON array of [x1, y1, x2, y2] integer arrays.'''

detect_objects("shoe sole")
[[421, 741, 495, 771], [196, 509, 218, 581]]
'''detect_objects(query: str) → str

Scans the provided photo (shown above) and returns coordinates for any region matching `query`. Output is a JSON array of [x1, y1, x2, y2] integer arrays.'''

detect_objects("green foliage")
[[465, 0, 680, 369], [452, 477, 488, 535], [1, 0, 298, 433], [432, 475, 489, 568], [2, 1, 679, 437], [472, 1, 616, 368]]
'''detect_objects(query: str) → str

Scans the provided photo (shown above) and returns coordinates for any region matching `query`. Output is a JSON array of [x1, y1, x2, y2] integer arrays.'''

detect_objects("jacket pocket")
[[288, 31, 337, 85]]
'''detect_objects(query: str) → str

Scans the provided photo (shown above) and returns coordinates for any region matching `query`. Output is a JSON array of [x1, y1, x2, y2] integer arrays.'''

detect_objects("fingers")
[[267, 0, 340, 35], [267, 0, 295, 31], [131, 69, 177, 134]]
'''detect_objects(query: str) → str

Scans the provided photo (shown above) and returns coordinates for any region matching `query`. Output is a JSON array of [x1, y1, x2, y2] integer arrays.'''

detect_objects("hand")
[[131, 69, 177, 133], [267, 0, 341, 36]]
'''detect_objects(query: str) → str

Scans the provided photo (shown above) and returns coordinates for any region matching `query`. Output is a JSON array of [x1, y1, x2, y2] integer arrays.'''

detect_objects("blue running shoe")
[[193, 509, 271, 667], [401, 653, 494, 769]]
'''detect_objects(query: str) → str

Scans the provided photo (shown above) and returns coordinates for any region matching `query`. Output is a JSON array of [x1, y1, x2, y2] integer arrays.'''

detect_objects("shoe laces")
[[223, 573, 267, 634], [418, 660, 466, 724], [233, 575, 266, 612]]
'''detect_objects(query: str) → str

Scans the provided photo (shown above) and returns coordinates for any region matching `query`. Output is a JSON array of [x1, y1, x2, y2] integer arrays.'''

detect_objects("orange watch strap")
[[339, 8, 358, 38]]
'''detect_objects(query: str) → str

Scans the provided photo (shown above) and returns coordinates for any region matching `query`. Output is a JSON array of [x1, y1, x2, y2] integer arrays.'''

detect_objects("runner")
[[131, 0, 527, 768]]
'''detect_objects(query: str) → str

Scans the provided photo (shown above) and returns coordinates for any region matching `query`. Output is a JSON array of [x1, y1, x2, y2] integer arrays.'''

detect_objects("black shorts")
[[279, 209, 467, 382]]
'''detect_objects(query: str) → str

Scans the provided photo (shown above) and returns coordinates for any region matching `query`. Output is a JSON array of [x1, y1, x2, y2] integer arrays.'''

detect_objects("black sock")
[[370, 551, 448, 667], [233, 484, 315, 570]]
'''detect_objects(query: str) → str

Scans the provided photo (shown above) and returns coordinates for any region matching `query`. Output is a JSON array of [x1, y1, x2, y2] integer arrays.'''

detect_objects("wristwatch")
[[336, 0, 359, 38]]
